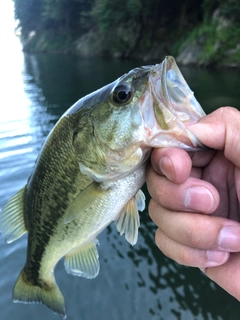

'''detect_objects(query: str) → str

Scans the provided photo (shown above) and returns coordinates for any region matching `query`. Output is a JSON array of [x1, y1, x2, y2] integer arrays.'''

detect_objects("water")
[[1, 5, 240, 320]]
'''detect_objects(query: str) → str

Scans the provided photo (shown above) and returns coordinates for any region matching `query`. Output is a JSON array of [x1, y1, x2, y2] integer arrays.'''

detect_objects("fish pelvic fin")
[[0, 187, 27, 243], [115, 190, 143, 246], [13, 269, 66, 319]]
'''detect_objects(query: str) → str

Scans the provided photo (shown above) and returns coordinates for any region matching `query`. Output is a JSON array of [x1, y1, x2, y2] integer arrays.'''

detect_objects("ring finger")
[[155, 227, 229, 268]]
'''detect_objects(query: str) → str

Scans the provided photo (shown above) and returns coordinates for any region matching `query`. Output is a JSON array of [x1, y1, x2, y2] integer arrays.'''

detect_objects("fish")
[[0, 56, 206, 318]]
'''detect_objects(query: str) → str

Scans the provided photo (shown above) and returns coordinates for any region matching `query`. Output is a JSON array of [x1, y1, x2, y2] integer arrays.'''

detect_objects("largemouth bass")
[[0, 56, 206, 318]]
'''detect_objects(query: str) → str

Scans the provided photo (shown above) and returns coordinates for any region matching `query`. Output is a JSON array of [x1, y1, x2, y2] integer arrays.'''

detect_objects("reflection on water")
[[1, 25, 240, 320]]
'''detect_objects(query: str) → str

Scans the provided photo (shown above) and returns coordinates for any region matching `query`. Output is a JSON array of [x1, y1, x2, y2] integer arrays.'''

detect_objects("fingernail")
[[218, 226, 240, 250], [159, 156, 175, 181], [206, 250, 229, 265], [184, 186, 215, 212]]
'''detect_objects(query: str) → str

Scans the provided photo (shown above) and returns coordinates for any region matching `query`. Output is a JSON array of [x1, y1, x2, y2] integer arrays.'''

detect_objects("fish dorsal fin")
[[64, 240, 100, 279], [0, 187, 27, 243], [115, 193, 141, 246], [135, 189, 146, 212], [64, 182, 107, 224]]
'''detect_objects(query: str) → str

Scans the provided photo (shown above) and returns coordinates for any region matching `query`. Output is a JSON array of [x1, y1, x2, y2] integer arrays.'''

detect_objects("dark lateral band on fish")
[[0, 56, 206, 319]]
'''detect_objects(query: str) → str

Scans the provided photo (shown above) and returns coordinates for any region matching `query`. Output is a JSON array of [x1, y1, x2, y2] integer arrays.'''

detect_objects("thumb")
[[189, 107, 240, 167]]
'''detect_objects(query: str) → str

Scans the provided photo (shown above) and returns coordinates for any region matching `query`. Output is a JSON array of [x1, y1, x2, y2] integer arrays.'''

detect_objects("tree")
[[14, 0, 42, 37]]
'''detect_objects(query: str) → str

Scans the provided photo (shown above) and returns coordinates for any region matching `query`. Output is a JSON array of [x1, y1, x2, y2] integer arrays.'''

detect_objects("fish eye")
[[112, 84, 133, 105]]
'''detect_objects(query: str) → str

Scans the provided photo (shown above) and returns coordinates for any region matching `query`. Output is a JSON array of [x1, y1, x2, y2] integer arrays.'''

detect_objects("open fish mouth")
[[162, 56, 206, 123], [148, 56, 206, 150]]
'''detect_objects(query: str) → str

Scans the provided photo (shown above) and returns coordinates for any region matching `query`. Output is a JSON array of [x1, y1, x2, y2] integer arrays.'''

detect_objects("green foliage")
[[91, 0, 129, 31], [13, 0, 204, 37], [202, 0, 219, 20], [24, 29, 74, 53], [203, 0, 240, 22], [219, 0, 240, 21], [177, 19, 240, 66], [91, 0, 155, 32], [218, 25, 240, 50], [13, 0, 95, 38], [42, 0, 68, 22], [91, 0, 203, 33], [197, 24, 219, 65], [12, 0, 240, 65], [41, 0, 95, 34], [14, 0, 42, 37]]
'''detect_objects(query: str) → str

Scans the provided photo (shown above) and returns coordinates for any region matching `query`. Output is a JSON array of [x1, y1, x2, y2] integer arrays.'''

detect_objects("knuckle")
[[176, 249, 193, 266], [219, 106, 239, 117], [155, 229, 192, 266], [155, 229, 172, 257], [153, 186, 164, 204], [154, 228, 206, 267], [217, 106, 239, 121], [155, 228, 163, 249], [184, 217, 218, 249], [148, 199, 159, 221], [185, 220, 203, 248]]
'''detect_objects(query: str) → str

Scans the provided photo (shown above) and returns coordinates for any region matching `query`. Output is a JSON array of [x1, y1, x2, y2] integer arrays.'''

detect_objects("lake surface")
[[1, 37, 240, 320]]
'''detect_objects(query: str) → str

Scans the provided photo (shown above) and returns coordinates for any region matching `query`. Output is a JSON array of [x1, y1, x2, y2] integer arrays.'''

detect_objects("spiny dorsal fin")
[[64, 182, 108, 224], [115, 195, 140, 246], [0, 187, 27, 243], [64, 240, 100, 279]]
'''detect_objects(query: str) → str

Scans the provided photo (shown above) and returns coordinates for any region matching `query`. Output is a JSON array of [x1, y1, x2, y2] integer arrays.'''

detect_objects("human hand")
[[146, 107, 240, 300]]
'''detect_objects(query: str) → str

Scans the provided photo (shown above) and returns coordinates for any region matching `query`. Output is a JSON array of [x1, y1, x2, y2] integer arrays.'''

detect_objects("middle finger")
[[149, 199, 240, 251]]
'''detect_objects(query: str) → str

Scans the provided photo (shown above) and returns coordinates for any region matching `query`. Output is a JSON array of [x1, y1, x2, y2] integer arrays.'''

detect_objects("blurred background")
[[0, 1, 240, 320]]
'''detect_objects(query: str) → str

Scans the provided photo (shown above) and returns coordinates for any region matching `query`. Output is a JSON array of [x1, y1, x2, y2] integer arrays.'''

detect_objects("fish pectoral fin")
[[115, 195, 140, 246], [64, 182, 107, 224], [0, 187, 27, 243], [64, 240, 100, 279]]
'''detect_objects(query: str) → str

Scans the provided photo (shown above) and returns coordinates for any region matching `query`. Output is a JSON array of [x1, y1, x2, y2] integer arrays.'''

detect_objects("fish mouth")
[[148, 56, 206, 150]]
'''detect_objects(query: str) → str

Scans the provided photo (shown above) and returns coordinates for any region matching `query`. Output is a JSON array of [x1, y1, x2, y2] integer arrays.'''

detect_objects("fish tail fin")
[[13, 269, 66, 319], [0, 187, 27, 243]]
